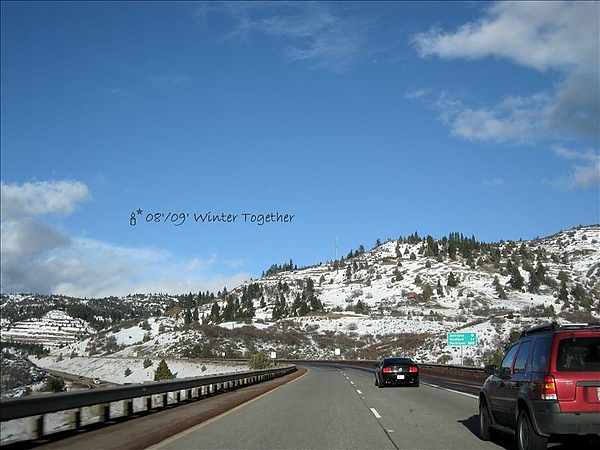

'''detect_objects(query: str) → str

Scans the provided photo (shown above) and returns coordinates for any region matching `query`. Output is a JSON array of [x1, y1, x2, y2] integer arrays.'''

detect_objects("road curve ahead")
[[150, 365, 499, 450]]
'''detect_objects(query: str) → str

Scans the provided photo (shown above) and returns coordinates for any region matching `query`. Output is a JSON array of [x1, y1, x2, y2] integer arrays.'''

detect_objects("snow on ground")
[[32, 356, 250, 385], [295, 313, 455, 337], [218, 321, 271, 331]]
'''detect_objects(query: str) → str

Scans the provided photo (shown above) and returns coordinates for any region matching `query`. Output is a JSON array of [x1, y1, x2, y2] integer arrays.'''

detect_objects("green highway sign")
[[447, 332, 477, 347]]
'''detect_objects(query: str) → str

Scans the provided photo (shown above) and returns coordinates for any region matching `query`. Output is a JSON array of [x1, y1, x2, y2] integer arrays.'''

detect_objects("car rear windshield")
[[385, 358, 414, 365], [556, 336, 600, 372]]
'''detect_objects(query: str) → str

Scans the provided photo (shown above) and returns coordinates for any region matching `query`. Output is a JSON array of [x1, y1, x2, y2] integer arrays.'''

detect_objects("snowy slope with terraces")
[[2, 310, 94, 348]]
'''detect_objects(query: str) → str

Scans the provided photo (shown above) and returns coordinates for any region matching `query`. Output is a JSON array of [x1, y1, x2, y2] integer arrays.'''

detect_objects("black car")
[[479, 322, 600, 450], [374, 357, 419, 388]]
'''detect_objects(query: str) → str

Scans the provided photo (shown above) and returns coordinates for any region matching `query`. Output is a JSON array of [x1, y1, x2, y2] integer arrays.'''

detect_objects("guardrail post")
[[123, 399, 133, 417], [101, 404, 110, 422], [30, 415, 44, 440], [69, 409, 82, 429]]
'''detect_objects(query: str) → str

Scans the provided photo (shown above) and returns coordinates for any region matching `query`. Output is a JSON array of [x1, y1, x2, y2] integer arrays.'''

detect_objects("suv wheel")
[[478, 398, 493, 441], [517, 409, 548, 450]]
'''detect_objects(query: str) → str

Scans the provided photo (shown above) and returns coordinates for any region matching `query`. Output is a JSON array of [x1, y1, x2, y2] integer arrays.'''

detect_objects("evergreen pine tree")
[[154, 359, 173, 381], [299, 301, 309, 316], [448, 238, 457, 260], [509, 266, 525, 290], [210, 302, 220, 323], [421, 284, 434, 301], [447, 272, 458, 287], [528, 270, 541, 294], [558, 281, 569, 303]]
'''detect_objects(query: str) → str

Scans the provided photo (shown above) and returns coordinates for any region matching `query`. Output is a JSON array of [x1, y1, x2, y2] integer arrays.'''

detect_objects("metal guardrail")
[[278, 359, 486, 375], [0, 365, 296, 442]]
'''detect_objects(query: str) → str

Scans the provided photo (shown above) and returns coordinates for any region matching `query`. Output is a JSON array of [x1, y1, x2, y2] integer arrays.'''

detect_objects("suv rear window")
[[556, 337, 600, 372]]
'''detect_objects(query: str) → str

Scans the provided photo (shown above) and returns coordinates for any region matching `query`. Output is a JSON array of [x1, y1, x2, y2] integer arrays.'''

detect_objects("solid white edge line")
[[422, 382, 478, 399]]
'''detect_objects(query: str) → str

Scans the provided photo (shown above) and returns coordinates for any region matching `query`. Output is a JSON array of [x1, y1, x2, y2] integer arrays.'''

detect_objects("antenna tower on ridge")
[[334, 235, 337, 261]]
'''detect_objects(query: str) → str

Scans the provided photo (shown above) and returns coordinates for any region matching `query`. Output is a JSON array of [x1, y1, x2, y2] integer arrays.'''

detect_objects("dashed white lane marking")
[[370, 407, 382, 419], [356, 389, 363, 395]]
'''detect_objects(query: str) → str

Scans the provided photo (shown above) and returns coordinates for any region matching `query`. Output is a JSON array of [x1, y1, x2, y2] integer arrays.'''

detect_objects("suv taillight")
[[409, 366, 418, 373], [541, 375, 557, 400], [382, 367, 392, 373]]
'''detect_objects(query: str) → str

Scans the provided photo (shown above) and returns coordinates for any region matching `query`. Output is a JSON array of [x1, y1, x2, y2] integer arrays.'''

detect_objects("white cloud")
[[431, 91, 552, 144], [405, 88, 432, 100], [39, 238, 250, 298], [105, 87, 129, 98], [548, 147, 600, 190], [411, 1, 599, 143], [548, 162, 600, 191], [205, 2, 373, 72], [413, 2, 598, 73], [148, 74, 190, 87], [546, 71, 600, 140], [1, 180, 91, 218], [552, 146, 598, 162], [1, 180, 250, 297], [483, 178, 504, 187]]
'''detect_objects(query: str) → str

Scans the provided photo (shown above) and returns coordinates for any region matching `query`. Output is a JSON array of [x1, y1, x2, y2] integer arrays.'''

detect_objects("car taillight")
[[382, 367, 392, 373], [541, 375, 557, 400], [409, 366, 418, 373]]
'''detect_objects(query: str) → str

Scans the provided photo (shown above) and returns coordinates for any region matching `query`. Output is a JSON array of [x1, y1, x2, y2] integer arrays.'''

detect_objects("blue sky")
[[1, 1, 599, 297]]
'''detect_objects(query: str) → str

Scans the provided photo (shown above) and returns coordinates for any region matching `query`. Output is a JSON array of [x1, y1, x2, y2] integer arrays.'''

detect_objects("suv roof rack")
[[521, 321, 600, 337], [521, 322, 558, 337], [558, 322, 600, 331]]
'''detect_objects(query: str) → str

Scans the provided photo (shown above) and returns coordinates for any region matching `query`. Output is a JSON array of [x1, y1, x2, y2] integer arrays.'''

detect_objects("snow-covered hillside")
[[2, 310, 93, 348], [31, 356, 249, 385], [1, 225, 599, 396]]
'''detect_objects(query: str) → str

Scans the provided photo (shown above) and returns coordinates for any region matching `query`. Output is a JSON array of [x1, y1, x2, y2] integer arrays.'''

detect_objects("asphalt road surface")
[[149, 365, 500, 450]]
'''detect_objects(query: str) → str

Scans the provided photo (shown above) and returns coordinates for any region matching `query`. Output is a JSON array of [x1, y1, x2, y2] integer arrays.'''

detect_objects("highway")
[[12, 364, 597, 450], [149, 365, 501, 450]]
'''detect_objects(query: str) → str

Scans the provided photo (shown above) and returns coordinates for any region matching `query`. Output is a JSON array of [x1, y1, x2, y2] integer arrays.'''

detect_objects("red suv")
[[479, 322, 600, 450]]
